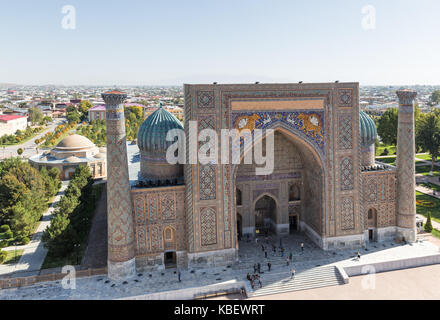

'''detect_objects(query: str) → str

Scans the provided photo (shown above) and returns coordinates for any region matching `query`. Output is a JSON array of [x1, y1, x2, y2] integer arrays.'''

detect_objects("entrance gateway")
[[101, 85, 418, 278]]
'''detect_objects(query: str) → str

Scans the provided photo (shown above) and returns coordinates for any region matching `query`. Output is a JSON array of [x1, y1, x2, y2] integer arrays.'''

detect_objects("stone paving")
[[0, 232, 438, 300]]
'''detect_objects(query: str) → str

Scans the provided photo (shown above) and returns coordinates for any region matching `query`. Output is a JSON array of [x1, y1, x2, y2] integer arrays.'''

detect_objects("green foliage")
[[0, 126, 45, 146], [377, 108, 398, 146], [424, 212, 433, 233], [20, 236, 30, 245], [17, 148, 23, 155], [66, 110, 81, 124], [416, 112, 440, 173], [0, 225, 10, 233], [0, 159, 61, 239], [29, 107, 43, 124], [0, 240, 7, 248], [429, 90, 440, 107], [43, 165, 99, 258], [0, 250, 6, 264]]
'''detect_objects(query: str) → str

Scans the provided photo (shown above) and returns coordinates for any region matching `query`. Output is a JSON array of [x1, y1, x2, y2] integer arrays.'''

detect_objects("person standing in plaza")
[[281, 247, 284, 257], [257, 263, 261, 273], [301, 242, 304, 252], [178, 270, 181, 282], [267, 262, 272, 272], [357, 251, 361, 260], [286, 257, 290, 266], [291, 266, 296, 279], [289, 252, 293, 261], [264, 251, 268, 259]]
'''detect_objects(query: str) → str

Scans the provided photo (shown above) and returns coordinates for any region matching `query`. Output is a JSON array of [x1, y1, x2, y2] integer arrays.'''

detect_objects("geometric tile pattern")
[[338, 89, 353, 107], [160, 193, 175, 220], [340, 157, 354, 191], [200, 207, 217, 246], [199, 164, 217, 200], [341, 197, 355, 230], [197, 91, 215, 108], [338, 115, 353, 150]]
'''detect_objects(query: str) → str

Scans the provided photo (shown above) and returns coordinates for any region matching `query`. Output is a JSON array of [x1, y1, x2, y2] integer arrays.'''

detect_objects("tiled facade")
[[104, 84, 417, 277]]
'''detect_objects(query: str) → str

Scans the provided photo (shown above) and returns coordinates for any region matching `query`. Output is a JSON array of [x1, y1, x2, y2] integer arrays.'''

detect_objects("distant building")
[[88, 105, 106, 121], [0, 115, 28, 136], [29, 134, 106, 180]]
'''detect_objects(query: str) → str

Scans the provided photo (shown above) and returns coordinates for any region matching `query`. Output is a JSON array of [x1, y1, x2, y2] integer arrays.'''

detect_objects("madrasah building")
[[101, 83, 418, 280]]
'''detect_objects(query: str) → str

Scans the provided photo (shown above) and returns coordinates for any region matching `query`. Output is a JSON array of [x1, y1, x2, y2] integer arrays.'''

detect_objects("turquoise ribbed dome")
[[137, 104, 183, 151], [360, 111, 377, 147]]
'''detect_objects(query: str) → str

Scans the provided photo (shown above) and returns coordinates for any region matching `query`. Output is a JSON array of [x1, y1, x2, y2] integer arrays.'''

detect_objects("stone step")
[[248, 266, 344, 297]]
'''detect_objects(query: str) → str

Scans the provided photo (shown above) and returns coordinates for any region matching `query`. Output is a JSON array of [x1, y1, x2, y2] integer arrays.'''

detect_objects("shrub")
[[3, 231, 13, 239], [0, 250, 7, 264], [0, 225, 10, 233], [0, 240, 8, 248], [20, 237, 30, 245], [381, 148, 389, 156], [424, 212, 433, 233]]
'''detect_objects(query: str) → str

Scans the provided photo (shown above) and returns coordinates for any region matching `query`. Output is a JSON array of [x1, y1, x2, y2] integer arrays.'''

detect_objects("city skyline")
[[0, 0, 439, 86]]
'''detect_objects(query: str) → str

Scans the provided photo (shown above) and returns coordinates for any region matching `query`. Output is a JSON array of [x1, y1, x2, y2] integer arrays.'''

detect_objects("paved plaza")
[[0, 233, 438, 300]]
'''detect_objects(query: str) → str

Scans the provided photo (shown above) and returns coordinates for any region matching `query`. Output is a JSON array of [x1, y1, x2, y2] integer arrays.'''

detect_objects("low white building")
[[0, 115, 28, 136]]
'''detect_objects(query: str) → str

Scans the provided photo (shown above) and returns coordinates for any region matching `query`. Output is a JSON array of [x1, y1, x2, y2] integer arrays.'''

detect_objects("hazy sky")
[[0, 0, 439, 86]]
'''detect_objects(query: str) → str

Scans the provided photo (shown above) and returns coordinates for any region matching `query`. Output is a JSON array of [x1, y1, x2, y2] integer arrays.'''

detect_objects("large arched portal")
[[234, 129, 324, 240]]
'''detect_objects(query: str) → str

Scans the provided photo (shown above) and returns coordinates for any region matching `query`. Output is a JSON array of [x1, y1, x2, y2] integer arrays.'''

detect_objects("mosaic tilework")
[[199, 165, 217, 200], [341, 197, 355, 230], [160, 193, 175, 220], [200, 207, 217, 246], [231, 111, 325, 156], [338, 115, 353, 150], [197, 91, 215, 108], [340, 157, 354, 191], [338, 89, 353, 107]]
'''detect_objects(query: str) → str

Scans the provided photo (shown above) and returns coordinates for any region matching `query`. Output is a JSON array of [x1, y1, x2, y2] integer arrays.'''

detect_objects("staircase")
[[249, 265, 345, 297]]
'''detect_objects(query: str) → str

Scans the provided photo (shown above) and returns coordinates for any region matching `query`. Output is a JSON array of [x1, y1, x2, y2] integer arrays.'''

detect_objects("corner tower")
[[395, 89, 417, 242], [101, 90, 136, 280]]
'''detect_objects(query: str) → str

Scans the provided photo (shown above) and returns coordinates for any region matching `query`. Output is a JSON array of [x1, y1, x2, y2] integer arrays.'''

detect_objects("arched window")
[[236, 188, 242, 206], [289, 184, 301, 201]]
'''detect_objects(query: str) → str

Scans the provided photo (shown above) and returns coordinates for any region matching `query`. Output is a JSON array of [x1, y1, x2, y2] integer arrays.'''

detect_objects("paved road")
[[0, 118, 65, 160], [0, 181, 69, 276]]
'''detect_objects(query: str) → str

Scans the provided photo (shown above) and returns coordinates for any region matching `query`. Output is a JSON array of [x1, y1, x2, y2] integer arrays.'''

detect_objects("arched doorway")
[[163, 226, 177, 268], [232, 126, 325, 244], [254, 195, 277, 235], [367, 208, 377, 242], [237, 213, 243, 241]]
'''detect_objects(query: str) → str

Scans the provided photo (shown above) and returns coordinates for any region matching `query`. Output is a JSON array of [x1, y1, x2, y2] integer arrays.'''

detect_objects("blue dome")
[[360, 111, 377, 147], [137, 104, 183, 152]]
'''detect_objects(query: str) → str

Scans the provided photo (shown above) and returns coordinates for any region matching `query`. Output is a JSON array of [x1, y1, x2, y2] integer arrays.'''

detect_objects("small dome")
[[137, 104, 183, 152], [56, 134, 95, 150], [360, 111, 377, 147], [64, 156, 82, 163], [94, 153, 106, 159]]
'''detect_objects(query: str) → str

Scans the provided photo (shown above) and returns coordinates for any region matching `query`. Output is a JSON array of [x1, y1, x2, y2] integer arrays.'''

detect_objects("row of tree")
[[0, 126, 45, 145], [376, 105, 440, 172], [42, 165, 99, 258], [0, 158, 61, 244]]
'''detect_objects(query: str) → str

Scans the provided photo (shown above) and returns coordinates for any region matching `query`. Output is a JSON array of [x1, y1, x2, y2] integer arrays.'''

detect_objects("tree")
[[78, 100, 93, 115], [416, 112, 440, 173], [429, 90, 440, 107], [424, 212, 433, 233], [66, 110, 81, 124], [28, 107, 43, 125], [17, 148, 23, 156], [377, 108, 398, 146]]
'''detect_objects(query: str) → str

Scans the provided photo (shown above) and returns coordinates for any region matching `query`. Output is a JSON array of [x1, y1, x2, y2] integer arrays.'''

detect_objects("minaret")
[[101, 90, 136, 280], [395, 89, 417, 242]]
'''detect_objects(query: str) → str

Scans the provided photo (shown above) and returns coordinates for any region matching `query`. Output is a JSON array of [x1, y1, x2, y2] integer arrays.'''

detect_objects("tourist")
[[264, 251, 268, 259], [247, 273, 251, 281], [261, 244, 265, 252], [272, 244, 276, 253], [281, 247, 284, 257], [286, 257, 290, 266], [255, 238, 259, 245], [268, 262, 272, 272], [258, 278, 262, 288], [257, 263, 261, 273], [251, 279, 255, 289], [241, 287, 247, 299], [178, 270, 181, 282], [289, 252, 293, 261], [253, 264, 257, 273], [357, 251, 361, 260], [301, 242, 304, 252], [291, 266, 296, 279]]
